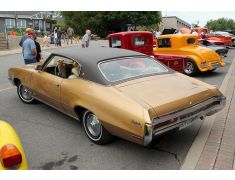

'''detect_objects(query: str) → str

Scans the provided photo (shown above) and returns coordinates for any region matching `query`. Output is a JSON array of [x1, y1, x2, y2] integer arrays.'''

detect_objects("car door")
[[30, 55, 66, 110], [31, 71, 62, 110]]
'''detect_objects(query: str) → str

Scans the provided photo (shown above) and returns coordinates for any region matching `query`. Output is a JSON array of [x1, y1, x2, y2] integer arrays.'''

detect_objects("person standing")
[[19, 28, 33, 47], [67, 27, 74, 44], [22, 32, 37, 64], [33, 34, 42, 62], [57, 27, 62, 46], [191, 29, 199, 36], [54, 27, 58, 46], [82, 30, 91, 48], [201, 31, 206, 39]]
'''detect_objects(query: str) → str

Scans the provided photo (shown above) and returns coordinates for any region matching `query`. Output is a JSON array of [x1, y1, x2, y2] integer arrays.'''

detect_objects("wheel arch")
[[13, 78, 21, 86], [186, 55, 203, 72], [74, 105, 88, 121]]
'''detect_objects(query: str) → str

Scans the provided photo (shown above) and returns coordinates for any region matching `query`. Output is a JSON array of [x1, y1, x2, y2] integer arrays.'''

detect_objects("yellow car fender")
[[185, 55, 208, 72], [0, 120, 28, 170]]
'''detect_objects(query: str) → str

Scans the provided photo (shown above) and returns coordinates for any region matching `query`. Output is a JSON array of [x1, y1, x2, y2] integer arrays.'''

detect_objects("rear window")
[[111, 37, 121, 48], [187, 38, 196, 44], [133, 37, 147, 46], [157, 38, 171, 48], [99, 57, 168, 83]]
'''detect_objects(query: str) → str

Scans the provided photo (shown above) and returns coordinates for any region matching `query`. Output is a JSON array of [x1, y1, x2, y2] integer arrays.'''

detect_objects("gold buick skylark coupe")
[[8, 47, 226, 146]]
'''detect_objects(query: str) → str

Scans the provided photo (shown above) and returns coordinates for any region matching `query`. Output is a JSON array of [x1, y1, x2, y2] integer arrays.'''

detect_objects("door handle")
[[55, 84, 60, 87]]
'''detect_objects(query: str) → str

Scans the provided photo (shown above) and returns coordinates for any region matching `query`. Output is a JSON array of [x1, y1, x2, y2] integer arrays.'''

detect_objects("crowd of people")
[[19, 27, 92, 65]]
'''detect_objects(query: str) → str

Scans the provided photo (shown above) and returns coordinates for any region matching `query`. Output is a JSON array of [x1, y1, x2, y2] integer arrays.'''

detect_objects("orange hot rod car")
[[8, 47, 226, 146], [154, 34, 225, 76]]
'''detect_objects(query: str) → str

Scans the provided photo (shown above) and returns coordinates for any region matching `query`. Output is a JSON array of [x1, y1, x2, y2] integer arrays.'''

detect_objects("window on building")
[[34, 20, 39, 30], [5, 19, 15, 28], [157, 38, 171, 48], [17, 19, 26, 29]]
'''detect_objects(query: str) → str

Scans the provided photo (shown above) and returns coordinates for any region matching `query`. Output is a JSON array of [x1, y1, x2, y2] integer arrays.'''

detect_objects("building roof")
[[162, 16, 191, 27], [50, 47, 148, 85], [0, 11, 40, 18]]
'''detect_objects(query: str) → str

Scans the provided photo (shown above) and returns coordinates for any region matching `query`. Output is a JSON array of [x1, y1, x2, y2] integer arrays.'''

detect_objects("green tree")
[[61, 11, 162, 37], [206, 18, 235, 31]]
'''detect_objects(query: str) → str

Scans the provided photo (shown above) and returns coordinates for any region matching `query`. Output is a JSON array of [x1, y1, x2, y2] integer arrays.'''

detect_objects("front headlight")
[[201, 61, 207, 68]]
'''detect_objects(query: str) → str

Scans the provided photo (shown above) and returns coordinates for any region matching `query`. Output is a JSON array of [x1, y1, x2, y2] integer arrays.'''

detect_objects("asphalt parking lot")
[[0, 43, 234, 170]]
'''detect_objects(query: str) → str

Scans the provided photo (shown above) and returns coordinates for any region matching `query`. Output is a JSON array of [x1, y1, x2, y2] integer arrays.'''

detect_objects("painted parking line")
[[0, 86, 14, 93]]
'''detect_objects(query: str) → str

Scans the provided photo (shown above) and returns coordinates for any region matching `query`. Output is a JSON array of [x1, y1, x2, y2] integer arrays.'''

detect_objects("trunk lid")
[[115, 73, 215, 118]]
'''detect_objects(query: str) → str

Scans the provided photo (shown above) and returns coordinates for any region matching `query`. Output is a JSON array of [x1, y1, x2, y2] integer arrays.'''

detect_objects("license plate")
[[211, 63, 220, 69], [179, 119, 194, 130]]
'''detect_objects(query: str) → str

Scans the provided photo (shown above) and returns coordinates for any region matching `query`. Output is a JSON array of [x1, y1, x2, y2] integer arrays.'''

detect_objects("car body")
[[154, 34, 225, 76], [213, 31, 235, 47], [0, 119, 28, 170], [8, 47, 226, 146], [199, 39, 229, 57], [108, 31, 187, 72], [192, 27, 232, 46]]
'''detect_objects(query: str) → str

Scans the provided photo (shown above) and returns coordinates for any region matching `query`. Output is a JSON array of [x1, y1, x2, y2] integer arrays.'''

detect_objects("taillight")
[[0, 144, 22, 168]]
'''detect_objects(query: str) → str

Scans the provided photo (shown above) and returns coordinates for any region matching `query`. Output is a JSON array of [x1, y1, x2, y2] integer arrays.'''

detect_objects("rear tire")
[[183, 59, 199, 76], [17, 82, 37, 104], [82, 110, 113, 145]]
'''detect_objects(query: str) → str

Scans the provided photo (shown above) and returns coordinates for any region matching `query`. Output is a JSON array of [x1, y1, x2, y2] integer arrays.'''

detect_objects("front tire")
[[183, 59, 199, 76], [82, 110, 113, 145], [17, 83, 36, 104]]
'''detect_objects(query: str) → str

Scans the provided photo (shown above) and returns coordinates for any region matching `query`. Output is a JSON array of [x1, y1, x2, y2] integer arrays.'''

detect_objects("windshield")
[[99, 57, 168, 83]]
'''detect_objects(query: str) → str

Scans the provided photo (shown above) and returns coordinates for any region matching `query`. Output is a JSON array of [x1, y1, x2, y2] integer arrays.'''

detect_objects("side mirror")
[[35, 65, 43, 71]]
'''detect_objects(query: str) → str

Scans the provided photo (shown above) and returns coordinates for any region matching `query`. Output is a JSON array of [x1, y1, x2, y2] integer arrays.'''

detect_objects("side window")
[[43, 56, 80, 79], [111, 37, 121, 48], [187, 38, 196, 45], [157, 38, 171, 48], [133, 37, 147, 46]]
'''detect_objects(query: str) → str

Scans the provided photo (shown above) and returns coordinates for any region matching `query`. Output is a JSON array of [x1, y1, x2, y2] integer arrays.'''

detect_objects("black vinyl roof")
[[49, 47, 148, 85]]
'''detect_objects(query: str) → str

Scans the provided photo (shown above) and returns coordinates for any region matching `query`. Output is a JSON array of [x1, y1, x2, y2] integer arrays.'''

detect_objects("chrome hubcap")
[[86, 114, 101, 137], [20, 85, 32, 100], [185, 62, 194, 74]]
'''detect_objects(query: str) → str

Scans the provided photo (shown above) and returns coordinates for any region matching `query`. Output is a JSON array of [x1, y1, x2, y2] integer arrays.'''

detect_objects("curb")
[[180, 57, 235, 170], [0, 44, 81, 57]]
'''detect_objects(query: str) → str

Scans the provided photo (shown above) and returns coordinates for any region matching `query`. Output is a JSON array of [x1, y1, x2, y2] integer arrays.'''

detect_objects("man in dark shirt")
[[33, 34, 42, 62], [57, 27, 62, 46]]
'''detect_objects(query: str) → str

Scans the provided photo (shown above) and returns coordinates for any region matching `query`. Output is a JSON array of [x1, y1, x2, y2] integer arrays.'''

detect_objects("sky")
[[163, 11, 235, 27]]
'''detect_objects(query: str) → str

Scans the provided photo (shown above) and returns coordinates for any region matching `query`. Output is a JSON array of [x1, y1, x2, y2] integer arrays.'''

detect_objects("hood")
[[21, 62, 42, 69], [115, 73, 218, 118]]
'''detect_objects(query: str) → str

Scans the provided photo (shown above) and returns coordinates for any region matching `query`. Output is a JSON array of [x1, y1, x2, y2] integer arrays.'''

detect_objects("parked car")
[[213, 31, 235, 47], [0, 120, 28, 170], [192, 27, 232, 47], [199, 39, 229, 57], [154, 34, 225, 76], [8, 47, 226, 146], [108, 31, 187, 73]]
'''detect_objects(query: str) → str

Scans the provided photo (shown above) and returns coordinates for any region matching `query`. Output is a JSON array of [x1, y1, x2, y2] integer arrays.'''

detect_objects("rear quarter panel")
[[60, 78, 151, 145]]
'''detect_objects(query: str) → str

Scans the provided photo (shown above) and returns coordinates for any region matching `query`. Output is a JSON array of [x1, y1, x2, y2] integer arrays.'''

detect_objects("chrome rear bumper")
[[144, 95, 226, 146]]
